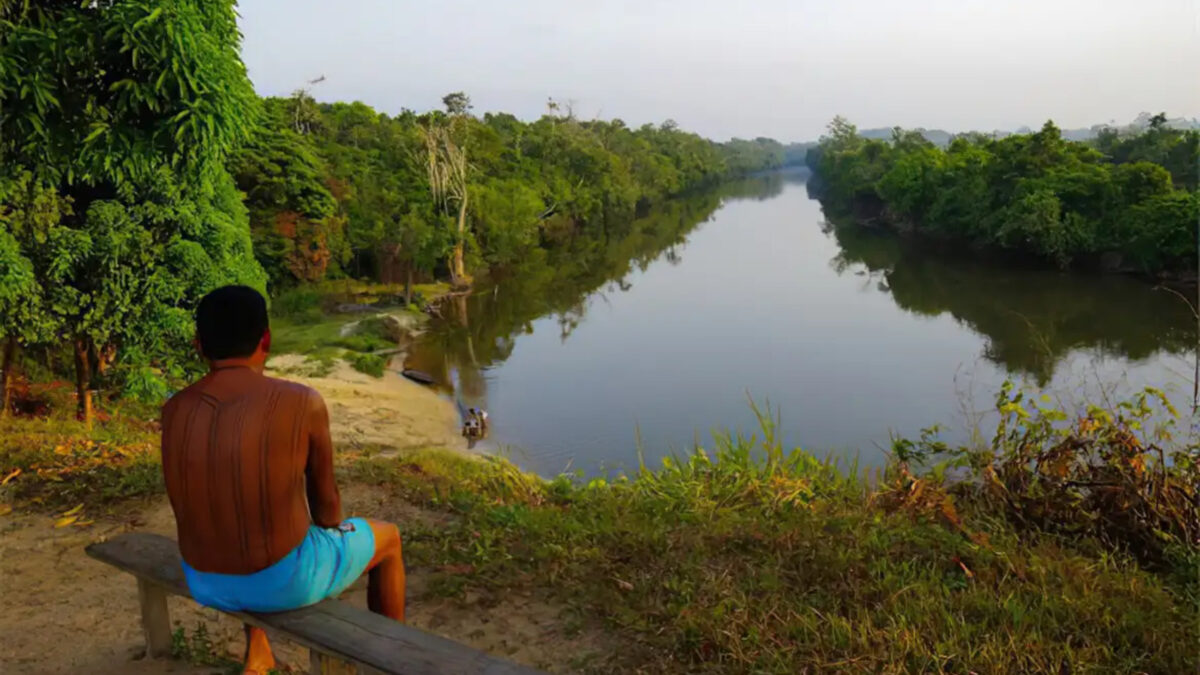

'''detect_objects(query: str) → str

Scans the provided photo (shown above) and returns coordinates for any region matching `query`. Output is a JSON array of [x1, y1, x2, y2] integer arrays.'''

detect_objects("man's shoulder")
[[261, 375, 323, 405], [162, 381, 203, 414]]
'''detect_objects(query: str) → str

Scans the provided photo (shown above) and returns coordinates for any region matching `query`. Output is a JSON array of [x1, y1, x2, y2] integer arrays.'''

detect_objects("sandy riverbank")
[[266, 354, 465, 452]]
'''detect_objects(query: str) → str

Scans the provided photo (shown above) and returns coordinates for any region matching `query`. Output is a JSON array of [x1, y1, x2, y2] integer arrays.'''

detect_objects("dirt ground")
[[0, 365, 613, 674]]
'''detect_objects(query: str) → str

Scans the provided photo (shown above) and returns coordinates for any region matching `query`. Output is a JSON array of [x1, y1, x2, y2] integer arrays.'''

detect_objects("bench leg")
[[136, 578, 172, 658], [310, 649, 359, 674]]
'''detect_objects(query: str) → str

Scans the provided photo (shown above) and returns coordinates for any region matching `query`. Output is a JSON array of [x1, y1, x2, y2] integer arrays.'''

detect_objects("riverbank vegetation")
[[234, 93, 790, 292], [809, 115, 1199, 277], [355, 388, 1200, 673], [4, 382, 1197, 672]]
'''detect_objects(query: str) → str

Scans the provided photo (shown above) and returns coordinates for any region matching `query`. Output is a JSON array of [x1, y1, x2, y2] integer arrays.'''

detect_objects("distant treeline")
[[853, 112, 1200, 147], [233, 94, 806, 290], [807, 115, 1199, 275]]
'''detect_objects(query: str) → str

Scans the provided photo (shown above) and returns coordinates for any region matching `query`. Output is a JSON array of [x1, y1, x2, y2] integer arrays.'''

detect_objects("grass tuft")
[[357, 396, 1200, 673]]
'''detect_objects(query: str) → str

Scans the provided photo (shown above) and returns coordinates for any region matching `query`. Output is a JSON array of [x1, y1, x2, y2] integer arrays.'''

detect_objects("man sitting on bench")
[[161, 285, 405, 675]]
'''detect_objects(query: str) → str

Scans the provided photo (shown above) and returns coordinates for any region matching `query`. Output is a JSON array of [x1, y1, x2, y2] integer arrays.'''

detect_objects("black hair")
[[196, 285, 269, 360]]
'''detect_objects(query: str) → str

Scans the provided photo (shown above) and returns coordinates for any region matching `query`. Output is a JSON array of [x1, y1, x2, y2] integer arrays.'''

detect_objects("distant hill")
[[1059, 112, 1200, 141], [857, 127, 955, 146], [783, 141, 816, 166], [844, 113, 1200, 147]]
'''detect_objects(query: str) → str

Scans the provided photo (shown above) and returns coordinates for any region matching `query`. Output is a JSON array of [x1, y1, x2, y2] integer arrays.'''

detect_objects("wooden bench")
[[86, 532, 545, 675]]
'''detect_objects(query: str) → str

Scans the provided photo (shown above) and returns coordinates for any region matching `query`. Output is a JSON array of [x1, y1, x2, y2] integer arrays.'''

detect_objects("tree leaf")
[[83, 126, 108, 144], [54, 515, 79, 528], [134, 7, 164, 30]]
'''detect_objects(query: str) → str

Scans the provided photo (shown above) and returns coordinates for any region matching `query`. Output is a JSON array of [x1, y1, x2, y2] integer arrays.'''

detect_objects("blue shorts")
[[181, 518, 376, 613]]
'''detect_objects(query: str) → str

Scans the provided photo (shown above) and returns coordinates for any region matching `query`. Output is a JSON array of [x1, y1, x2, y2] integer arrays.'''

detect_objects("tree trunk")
[[452, 195, 468, 284], [73, 337, 92, 428], [1, 336, 17, 417], [453, 294, 469, 329], [405, 265, 414, 306]]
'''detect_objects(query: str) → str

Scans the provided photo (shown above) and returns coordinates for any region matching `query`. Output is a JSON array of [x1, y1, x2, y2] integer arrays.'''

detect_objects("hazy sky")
[[238, 0, 1200, 142]]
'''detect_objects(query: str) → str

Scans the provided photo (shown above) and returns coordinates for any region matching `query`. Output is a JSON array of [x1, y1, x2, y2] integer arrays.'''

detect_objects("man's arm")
[[305, 390, 343, 528]]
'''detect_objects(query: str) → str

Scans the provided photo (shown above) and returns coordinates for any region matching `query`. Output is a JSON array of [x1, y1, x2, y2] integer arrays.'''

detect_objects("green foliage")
[[720, 137, 786, 174], [271, 286, 325, 324], [900, 382, 1200, 568], [121, 365, 171, 404], [1, 0, 258, 188], [230, 118, 344, 287], [812, 117, 1200, 274], [327, 316, 396, 354], [0, 0, 266, 410], [0, 172, 62, 347], [231, 96, 774, 288], [170, 623, 240, 673], [268, 289, 416, 378], [1097, 117, 1200, 191], [357, 396, 1200, 673], [470, 178, 544, 267], [267, 314, 356, 356], [348, 352, 386, 378]]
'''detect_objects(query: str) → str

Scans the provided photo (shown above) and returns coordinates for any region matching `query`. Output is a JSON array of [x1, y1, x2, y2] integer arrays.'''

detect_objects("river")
[[407, 169, 1197, 475]]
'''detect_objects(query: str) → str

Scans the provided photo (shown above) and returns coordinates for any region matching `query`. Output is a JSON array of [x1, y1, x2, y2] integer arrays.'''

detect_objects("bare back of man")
[[161, 286, 404, 675]]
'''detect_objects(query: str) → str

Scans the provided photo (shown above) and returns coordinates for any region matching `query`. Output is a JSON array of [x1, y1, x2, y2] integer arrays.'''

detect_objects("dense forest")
[[808, 116, 1199, 275], [0, 0, 789, 419], [233, 93, 790, 293]]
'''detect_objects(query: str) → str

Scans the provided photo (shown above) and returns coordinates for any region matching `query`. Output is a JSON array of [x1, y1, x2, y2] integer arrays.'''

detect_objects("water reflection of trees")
[[827, 225, 1196, 383], [407, 173, 790, 403]]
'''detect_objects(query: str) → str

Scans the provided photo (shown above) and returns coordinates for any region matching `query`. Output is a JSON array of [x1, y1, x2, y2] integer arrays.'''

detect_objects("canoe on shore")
[[401, 369, 435, 385]]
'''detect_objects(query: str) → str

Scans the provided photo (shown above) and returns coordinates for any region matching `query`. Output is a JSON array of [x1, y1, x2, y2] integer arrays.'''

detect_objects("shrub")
[[272, 287, 324, 324], [348, 353, 386, 378], [894, 382, 1200, 569], [120, 366, 171, 404]]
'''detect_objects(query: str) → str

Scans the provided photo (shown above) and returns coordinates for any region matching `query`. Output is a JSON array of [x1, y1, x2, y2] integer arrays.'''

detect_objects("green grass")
[[269, 314, 358, 356], [333, 316, 403, 353], [269, 283, 433, 379], [350, 410, 1200, 673], [270, 313, 395, 379], [170, 623, 242, 674]]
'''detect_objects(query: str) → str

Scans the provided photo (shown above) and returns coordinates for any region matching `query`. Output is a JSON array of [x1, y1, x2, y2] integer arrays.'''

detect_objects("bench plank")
[[86, 532, 545, 675]]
